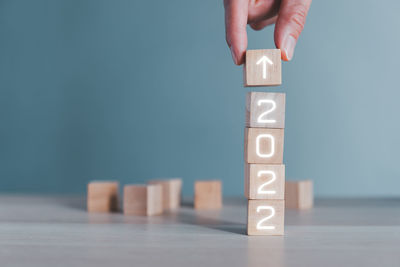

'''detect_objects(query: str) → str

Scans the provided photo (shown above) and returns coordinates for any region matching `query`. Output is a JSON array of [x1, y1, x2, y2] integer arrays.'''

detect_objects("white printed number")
[[257, 171, 276, 195], [257, 99, 276, 124], [256, 206, 275, 230], [256, 134, 275, 158]]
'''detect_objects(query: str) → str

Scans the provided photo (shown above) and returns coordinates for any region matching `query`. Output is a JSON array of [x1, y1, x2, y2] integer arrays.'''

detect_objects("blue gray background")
[[1, 0, 399, 196]]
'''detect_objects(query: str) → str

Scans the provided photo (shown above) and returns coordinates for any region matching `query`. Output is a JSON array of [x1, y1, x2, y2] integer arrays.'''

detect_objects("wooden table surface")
[[0, 195, 399, 267]]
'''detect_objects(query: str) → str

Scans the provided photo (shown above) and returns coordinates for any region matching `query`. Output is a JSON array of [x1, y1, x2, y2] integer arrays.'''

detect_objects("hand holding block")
[[244, 128, 284, 164], [245, 164, 285, 200], [247, 199, 284, 235], [246, 92, 285, 129], [123, 184, 163, 216], [87, 181, 119, 213], [244, 49, 282, 86], [285, 180, 313, 210], [148, 178, 182, 210], [194, 180, 222, 210]]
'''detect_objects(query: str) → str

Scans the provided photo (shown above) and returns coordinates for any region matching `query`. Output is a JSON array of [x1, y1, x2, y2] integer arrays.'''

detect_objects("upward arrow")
[[256, 56, 274, 79]]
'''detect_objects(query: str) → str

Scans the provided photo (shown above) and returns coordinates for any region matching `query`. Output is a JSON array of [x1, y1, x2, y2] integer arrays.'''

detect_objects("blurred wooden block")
[[246, 92, 285, 129], [87, 181, 119, 213], [148, 178, 182, 210], [285, 180, 313, 210], [244, 128, 284, 164], [247, 199, 284, 235], [245, 164, 285, 200], [194, 180, 222, 210], [123, 184, 163, 216], [244, 49, 282, 87], [87, 181, 119, 215]]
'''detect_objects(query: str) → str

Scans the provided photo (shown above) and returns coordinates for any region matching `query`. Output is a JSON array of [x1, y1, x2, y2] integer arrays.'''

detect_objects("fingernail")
[[283, 35, 296, 61], [230, 47, 238, 65]]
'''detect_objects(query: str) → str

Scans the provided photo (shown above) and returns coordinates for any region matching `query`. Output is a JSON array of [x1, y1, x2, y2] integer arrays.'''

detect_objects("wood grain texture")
[[285, 180, 314, 210], [123, 184, 163, 216], [245, 163, 285, 200], [246, 92, 285, 128], [247, 199, 284, 235], [148, 178, 182, 210], [244, 49, 282, 87], [194, 180, 222, 210], [244, 128, 284, 164], [87, 181, 119, 213]]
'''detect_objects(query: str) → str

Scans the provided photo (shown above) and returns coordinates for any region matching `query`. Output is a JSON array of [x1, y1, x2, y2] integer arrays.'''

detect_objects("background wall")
[[1, 0, 399, 196]]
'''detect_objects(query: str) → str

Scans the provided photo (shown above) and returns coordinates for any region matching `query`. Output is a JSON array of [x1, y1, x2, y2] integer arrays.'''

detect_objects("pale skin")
[[224, 0, 312, 64]]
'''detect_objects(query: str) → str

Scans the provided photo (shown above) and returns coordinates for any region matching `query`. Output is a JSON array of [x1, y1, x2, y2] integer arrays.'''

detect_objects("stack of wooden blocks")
[[87, 178, 182, 216], [244, 49, 285, 236]]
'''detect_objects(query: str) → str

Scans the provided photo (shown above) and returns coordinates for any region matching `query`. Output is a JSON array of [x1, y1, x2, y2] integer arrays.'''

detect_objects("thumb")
[[274, 0, 312, 61]]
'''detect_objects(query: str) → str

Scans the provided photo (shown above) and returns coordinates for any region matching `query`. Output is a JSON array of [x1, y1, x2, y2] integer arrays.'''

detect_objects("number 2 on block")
[[257, 170, 276, 195], [257, 99, 276, 124], [256, 206, 275, 230]]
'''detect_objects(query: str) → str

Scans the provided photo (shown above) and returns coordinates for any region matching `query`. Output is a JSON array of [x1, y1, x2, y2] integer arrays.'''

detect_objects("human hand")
[[224, 0, 312, 64]]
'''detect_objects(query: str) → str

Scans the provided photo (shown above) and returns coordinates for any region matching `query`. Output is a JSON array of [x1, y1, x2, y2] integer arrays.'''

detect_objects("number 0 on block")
[[244, 128, 284, 164]]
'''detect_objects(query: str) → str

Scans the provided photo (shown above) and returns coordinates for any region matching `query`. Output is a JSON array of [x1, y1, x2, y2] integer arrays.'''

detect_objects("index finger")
[[224, 0, 249, 65]]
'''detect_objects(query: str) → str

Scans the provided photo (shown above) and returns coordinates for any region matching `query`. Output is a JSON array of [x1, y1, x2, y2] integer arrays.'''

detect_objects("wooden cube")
[[244, 128, 284, 164], [247, 199, 284, 235], [244, 49, 282, 87], [87, 181, 119, 213], [123, 184, 163, 216], [245, 164, 285, 200], [194, 180, 222, 210], [246, 92, 285, 129], [285, 180, 313, 210], [148, 178, 182, 210]]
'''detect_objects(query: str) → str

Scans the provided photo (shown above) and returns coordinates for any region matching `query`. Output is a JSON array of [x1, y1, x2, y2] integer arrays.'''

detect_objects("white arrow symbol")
[[256, 55, 274, 79]]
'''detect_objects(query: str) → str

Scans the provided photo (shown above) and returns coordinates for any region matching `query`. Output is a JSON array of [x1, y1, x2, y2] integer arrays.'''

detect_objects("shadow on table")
[[177, 212, 246, 235], [178, 199, 246, 235]]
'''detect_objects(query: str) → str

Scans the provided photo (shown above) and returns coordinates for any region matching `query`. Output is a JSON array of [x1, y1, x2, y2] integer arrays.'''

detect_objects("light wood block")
[[244, 128, 284, 164], [148, 178, 182, 210], [245, 164, 285, 200], [247, 199, 284, 235], [285, 180, 313, 210], [246, 92, 285, 129], [194, 180, 222, 210], [244, 49, 282, 87], [87, 181, 119, 213], [123, 184, 163, 216]]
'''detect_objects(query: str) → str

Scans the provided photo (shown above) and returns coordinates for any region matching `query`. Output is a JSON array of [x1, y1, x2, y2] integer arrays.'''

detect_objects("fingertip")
[[281, 35, 296, 61], [230, 46, 245, 65]]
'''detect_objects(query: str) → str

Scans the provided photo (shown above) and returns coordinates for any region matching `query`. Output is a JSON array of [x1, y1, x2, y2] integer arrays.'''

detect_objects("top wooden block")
[[244, 49, 282, 87]]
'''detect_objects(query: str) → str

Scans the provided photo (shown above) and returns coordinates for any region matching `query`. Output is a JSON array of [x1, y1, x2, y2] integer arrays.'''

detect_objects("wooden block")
[[148, 178, 182, 210], [87, 181, 119, 213], [123, 184, 163, 216], [285, 180, 313, 210], [244, 49, 282, 87], [247, 199, 284, 235], [194, 180, 222, 210], [245, 164, 285, 200], [246, 92, 285, 129], [244, 128, 284, 164]]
